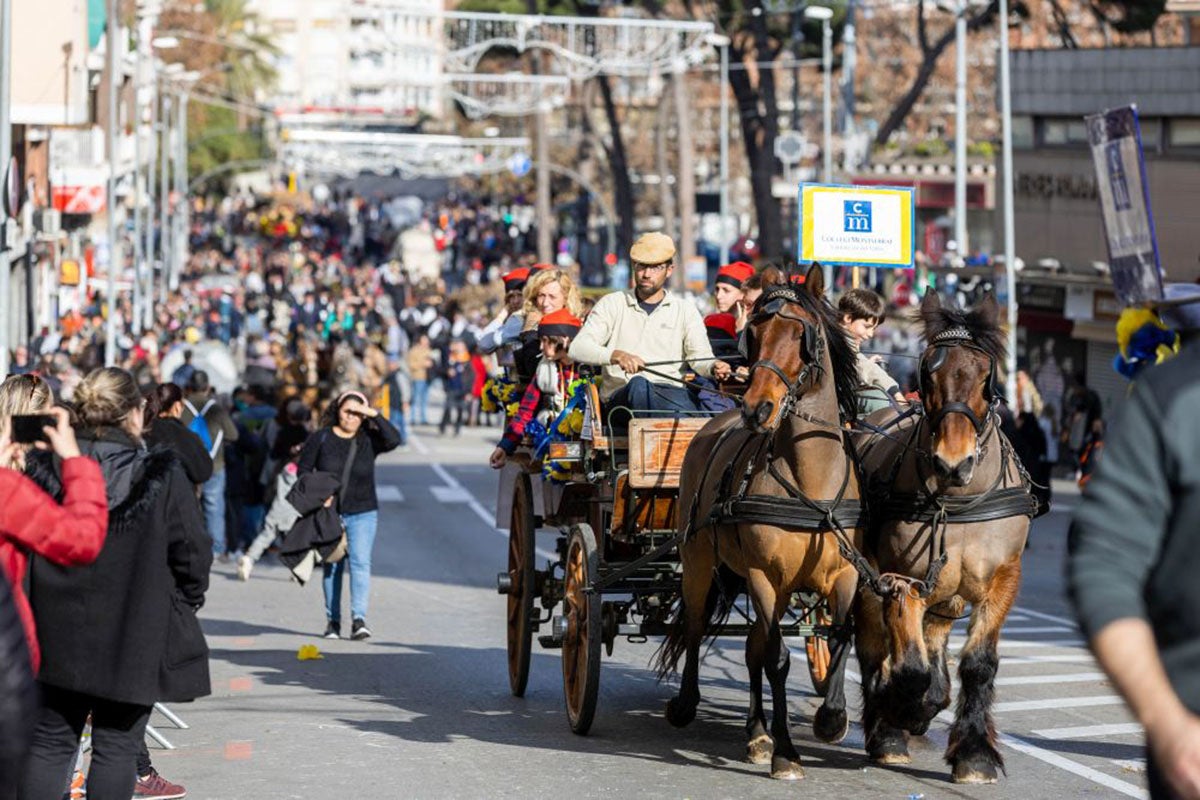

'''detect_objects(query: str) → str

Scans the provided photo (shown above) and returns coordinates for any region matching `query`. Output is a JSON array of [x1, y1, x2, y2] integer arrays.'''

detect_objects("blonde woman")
[[0, 374, 55, 469], [514, 269, 583, 386]]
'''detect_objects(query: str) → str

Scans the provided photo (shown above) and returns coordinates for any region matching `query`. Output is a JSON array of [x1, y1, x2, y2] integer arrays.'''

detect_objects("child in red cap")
[[489, 309, 584, 469], [713, 261, 756, 330]]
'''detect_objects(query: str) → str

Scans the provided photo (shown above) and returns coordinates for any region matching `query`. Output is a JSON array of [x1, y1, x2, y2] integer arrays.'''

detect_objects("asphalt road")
[[147, 422, 1148, 800]]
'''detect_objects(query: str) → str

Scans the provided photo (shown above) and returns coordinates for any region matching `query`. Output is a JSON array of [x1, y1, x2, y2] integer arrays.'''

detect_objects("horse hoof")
[[665, 696, 697, 729], [746, 734, 774, 765], [871, 751, 913, 766], [814, 706, 849, 744], [953, 760, 999, 784], [769, 756, 806, 781], [907, 719, 931, 737]]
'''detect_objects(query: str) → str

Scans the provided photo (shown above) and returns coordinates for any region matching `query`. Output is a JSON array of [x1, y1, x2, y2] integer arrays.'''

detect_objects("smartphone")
[[10, 414, 56, 445]]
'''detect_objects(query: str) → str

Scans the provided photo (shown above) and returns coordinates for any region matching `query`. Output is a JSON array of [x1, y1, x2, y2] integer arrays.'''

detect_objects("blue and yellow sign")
[[798, 183, 915, 269]]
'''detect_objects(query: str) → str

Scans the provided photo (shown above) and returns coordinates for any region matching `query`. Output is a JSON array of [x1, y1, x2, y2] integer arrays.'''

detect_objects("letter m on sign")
[[844, 200, 872, 233]]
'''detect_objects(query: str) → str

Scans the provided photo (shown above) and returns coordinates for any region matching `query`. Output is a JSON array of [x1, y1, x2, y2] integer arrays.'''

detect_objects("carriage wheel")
[[506, 474, 536, 698], [805, 601, 834, 698], [562, 523, 601, 735]]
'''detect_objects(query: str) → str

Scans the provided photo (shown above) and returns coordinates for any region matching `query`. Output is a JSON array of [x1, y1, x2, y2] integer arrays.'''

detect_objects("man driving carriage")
[[568, 232, 733, 423]]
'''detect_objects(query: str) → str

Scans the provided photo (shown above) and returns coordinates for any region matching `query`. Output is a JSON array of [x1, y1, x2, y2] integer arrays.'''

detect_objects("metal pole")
[[822, 19, 832, 183], [105, 0, 119, 367], [673, 62, 696, 287], [999, 0, 1018, 405], [143, 68, 157, 329], [841, 0, 858, 170], [719, 42, 729, 267], [173, 90, 187, 291], [131, 20, 144, 336], [0, 0, 13, 376], [159, 92, 170, 306], [954, 0, 968, 257]]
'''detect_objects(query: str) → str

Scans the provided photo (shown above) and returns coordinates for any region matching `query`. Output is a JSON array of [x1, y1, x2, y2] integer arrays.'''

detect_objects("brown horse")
[[657, 264, 865, 780], [853, 291, 1036, 783]]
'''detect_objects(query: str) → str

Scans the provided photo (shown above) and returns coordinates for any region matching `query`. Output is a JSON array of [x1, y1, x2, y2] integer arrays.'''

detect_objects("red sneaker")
[[133, 768, 187, 799]]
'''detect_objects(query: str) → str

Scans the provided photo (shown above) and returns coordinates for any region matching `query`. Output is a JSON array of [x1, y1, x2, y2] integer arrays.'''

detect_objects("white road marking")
[[992, 695, 1127, 713], [998, 732, 1146, 799], [1014, 606, 1081, 628], [995, 625, 1076, 635], [376, 485, 405, 503], [994, 671, 1106, 687], [948, 637, 1087, 650], [431, 485, 472, 503], [1004, 654, 1098, 664], [1032, 722, 1143, 740]]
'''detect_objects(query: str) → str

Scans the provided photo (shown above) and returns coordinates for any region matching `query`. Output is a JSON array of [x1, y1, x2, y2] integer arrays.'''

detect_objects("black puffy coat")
[[144, 415, 213, 487], [27, 428, 213, 706]]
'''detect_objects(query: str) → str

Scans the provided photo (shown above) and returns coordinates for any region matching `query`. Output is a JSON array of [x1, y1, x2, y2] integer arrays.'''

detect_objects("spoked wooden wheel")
[[562, 523, 601, 735], [506, 474, 536, 697], [804, 601, 834, 698]]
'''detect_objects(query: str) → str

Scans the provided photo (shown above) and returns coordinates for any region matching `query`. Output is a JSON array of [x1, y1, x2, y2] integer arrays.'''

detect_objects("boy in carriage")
[[838, 288, 908, 415], [489, 309, 585, 469]]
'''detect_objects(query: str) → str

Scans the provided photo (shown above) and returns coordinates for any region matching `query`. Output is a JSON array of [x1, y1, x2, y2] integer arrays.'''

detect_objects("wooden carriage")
[[496, 383, 834, 734]]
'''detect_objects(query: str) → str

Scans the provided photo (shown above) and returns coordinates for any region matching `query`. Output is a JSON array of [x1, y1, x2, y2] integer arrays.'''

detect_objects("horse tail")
[[654, 564, 744, 681]]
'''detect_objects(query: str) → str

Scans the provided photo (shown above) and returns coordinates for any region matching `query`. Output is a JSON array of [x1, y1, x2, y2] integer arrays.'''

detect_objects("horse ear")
[[921, 289, 942, 314], [760, 265, 786, 287], [804, 262, 825, 297], [975, 293, 1000, 328]]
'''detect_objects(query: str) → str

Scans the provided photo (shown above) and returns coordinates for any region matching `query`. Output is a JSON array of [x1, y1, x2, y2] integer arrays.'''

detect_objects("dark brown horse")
[[854, 291, 1036, 783], [657, 265, 865, 780]]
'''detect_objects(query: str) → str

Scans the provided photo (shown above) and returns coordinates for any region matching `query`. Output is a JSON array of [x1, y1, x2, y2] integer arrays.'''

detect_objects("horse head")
[[918, 292, 1003, 487], [740, 264, 828, 434]]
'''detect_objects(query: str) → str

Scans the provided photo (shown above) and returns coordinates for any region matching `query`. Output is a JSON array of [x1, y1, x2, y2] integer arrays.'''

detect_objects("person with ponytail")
[[143, 382, 213, 488], [19, 368, 211, 800]]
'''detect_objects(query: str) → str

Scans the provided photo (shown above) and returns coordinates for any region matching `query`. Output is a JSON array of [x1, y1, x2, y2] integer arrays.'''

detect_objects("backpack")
[[183, 399, 224, 459]]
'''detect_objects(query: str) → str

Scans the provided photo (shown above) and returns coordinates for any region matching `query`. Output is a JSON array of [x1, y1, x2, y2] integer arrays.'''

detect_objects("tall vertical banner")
[[798, 183, 915, 268], [1085, 106, 1163, 305]]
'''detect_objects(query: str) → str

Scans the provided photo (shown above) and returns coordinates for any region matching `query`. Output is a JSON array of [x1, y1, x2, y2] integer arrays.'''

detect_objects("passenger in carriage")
[[712, 261, 756, 331], [838, 288, 908, 415], [568, 232, 732, 422], [510, 268, 584, 388], [477, 267, 531, 357], [489, 309, 585, 469]]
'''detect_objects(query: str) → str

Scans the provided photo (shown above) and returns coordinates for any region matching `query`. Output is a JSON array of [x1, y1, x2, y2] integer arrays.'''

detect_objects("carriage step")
[[537, 635, 563, 649]]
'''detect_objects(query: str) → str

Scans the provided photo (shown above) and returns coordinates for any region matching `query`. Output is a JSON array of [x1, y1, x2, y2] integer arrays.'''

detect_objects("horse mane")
[[766, 262, 860, 423], [919, 294, 1007, 365]]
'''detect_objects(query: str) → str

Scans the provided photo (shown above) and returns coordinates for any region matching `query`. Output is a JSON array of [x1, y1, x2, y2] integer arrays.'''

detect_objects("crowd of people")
[[0, 187, 1141, 800]]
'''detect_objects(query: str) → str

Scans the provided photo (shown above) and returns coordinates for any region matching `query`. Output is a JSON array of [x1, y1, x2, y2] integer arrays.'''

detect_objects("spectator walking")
[[143, 383, 214, 487], [406, 334, 434, 426], [297, 391, 401, 640], [19, 368, 211, 800], [180, 371, 239, 558], [439, 339, 474, 436]]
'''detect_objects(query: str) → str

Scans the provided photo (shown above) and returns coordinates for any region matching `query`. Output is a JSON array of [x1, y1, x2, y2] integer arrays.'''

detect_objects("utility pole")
[[842, 0, 858, 169], [159, 92, 171, 306], [131, 16, 144, 336], [672, 61, 696, 287], [104, 0, 120, 367], [718, 39, 729, 267], [999, 0, 1018, 405], [528, 0, 552, 264], [0, 0, 13, 376], [143, 62, 157, 330], [954, 0, 969, 257], [173, 89, 187, 291]]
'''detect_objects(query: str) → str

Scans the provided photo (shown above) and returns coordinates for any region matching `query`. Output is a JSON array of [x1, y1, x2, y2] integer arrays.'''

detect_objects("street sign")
[[1085, 105, 1163, 305], [508, 153, 533, 178], [774, 132, 806, 166], [798, 183, 915, 269]]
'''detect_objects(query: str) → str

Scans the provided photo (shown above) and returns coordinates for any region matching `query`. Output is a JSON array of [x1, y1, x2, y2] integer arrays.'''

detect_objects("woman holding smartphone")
[[297, 390, 401, 641]]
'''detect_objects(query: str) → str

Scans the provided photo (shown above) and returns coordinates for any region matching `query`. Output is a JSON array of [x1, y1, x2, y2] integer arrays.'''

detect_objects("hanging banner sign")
[[798, 183, 915, 269], [1085, 105, 1163, 305]]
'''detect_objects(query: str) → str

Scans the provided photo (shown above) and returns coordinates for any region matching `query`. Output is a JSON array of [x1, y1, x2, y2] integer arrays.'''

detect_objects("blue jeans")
[[607, 376, 705, 416], [390, 408, 408, 445], [322, 510, 379, 623], [201, 471, 227, 557], [411, 380, 430, 425]]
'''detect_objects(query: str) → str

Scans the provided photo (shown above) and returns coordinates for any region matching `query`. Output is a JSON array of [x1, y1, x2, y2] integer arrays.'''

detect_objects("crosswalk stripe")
[[949, 637, 1087, 650], [1004, 654, 1097, 664], [997, 625, 1076, 634], [994, 671, 1106, 687], [1032, 723, 1143, 740], [993, 696, 1127, 713], [377, 485, 405, 503]]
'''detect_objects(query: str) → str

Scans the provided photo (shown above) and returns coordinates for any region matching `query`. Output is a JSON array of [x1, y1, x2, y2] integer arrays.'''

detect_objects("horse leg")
[[855, 592, 912, 765], [813, 566, 857, 744], [946, 557, 1021, 783], [751, 575, 803, 781], [910, 596, 964, 736], [881, 586, 932, 735], [665, 533, 716, 728], [744, 608, 773, 765]]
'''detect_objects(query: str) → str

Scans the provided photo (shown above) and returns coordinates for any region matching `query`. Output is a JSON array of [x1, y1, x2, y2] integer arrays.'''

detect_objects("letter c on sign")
[[851, 202, 865, 214]]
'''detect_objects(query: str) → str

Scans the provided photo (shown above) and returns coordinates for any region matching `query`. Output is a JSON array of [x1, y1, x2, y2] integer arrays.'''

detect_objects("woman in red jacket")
[[0, 406, 107, 797], [0, 406, 109, 672]]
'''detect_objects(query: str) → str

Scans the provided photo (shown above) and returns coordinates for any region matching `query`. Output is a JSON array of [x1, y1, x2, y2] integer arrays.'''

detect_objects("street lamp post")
[[954, 0, 968, 256], [159, 92, 172, 307], [999, 0, 1018, 405], [0, 0, 13, 376], [707, 33, 732, 267], [804, 6, 834, 183], [105, 0, 120, 367]]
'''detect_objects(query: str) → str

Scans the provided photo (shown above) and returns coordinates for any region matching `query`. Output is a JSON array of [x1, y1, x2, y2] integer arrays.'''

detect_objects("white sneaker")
[[236, 555, 254, 581]]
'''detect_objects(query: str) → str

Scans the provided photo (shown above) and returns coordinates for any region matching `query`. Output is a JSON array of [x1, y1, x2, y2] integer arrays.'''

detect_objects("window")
[[1139, 117, 1161, 151], [1041, 117, 1089, 147], [1169, 118, 1200, 147], [1012, 115, 1034, 149]]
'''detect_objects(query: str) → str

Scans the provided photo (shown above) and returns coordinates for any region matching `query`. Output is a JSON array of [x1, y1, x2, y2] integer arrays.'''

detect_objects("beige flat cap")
[[630, 231, 676, 265]]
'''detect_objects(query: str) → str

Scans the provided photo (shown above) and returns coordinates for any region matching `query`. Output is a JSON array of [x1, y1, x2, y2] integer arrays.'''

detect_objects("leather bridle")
[[919, 327, 998, 437], [741, 285, 826, 412]]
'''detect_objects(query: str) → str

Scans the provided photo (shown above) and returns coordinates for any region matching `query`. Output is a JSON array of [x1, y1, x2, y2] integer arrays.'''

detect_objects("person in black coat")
[[19, 368, 212, 800], [143, 382, 213, 487]]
